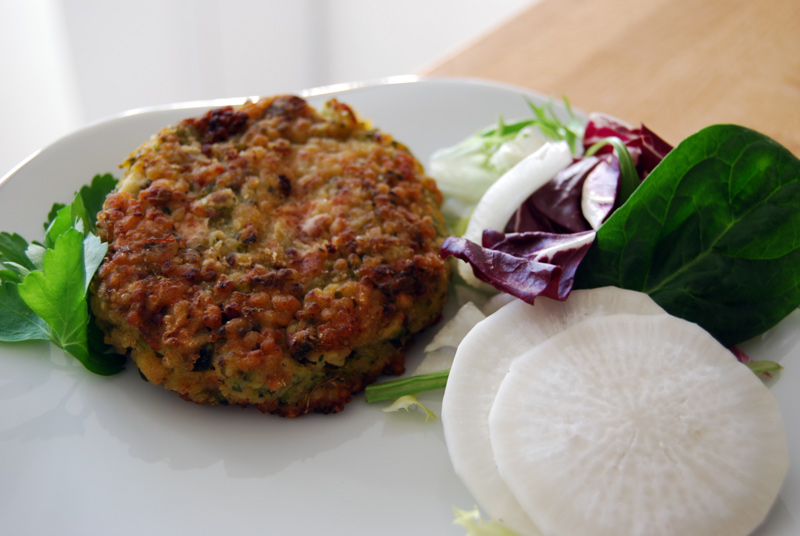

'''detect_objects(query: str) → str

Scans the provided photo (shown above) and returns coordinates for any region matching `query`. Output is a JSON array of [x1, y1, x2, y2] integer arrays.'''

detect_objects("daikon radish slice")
[[490, 313, 789, 536], [442, 287, 665, 535]]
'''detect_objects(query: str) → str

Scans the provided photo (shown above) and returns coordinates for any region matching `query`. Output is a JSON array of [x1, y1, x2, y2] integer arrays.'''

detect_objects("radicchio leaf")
[[506, 157, 596, 234], [506, 153, 622, 234], [581, 153, 620, 230], [583, 113, 673, 178], [441, 229, 595, 303]]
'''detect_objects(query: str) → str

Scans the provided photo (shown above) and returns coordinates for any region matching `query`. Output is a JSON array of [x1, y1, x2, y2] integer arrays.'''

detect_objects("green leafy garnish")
[[745, 360, 783, 375], [43, 173, 116, 235], [364, 369, 449, 403], [523, 96, 584, 154], [366, 370, 450, 420], [0, 173, 124, 375], [0, 231, 36, 271], [471, 97, 584, 163], [77, 173, 118, 233]]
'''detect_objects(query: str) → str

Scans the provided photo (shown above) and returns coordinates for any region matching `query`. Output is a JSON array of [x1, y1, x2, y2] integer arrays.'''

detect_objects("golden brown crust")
[[90, 95, 449, 417]]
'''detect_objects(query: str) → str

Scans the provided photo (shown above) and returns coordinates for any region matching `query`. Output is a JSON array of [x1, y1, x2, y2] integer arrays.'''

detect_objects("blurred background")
[[0, 0, 537, 176]]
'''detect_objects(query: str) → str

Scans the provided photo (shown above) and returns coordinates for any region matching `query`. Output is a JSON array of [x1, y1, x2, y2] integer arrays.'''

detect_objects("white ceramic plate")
[[0, 77, 797, 535]]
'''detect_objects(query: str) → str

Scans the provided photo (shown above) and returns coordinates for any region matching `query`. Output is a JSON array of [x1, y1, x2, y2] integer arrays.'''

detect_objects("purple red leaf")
[[441, 229, 595, 303]]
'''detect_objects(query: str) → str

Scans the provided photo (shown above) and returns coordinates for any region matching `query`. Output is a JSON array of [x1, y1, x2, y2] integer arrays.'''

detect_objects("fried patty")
[[90, 95, 450, 417]]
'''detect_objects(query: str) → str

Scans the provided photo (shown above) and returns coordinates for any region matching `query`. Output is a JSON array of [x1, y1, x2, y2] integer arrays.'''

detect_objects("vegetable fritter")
[[90, 95, 450, 417]]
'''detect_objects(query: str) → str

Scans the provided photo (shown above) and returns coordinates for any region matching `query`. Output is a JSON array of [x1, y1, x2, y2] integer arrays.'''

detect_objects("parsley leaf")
[[0, 231, 35, 270], [0, 281, 51, 342], [79, 173, 117, 233], [1, 173, 124, 375], [0, 232, 36, 283], [19, 230, 97, 368], [44, 203, 66, 232], [44, 173, 116, 234]]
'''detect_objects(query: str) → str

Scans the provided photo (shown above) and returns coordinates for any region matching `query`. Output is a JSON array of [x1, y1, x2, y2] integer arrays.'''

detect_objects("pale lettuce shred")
[[381, 394, 437, 422], [430, 125, 547, 226], [423, 302, 487, 355], [453, 506, 520, 536]]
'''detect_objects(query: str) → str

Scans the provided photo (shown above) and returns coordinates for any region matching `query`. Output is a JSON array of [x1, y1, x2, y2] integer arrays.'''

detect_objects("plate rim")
[[0, 75, 550, 191]]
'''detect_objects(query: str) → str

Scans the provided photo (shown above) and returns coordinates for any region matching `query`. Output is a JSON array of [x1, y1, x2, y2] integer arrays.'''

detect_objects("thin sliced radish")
[[442, 287, 665, 535], [489, 314, 789, 536], [458, 141, 572, 288]]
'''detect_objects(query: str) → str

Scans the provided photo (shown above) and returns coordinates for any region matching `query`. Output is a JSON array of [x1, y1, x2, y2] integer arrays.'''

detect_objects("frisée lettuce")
[[429, 98, 584, 231]]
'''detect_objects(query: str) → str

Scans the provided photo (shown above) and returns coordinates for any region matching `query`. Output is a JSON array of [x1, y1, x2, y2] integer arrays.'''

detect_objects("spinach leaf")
[[574, 124, 800, 346]]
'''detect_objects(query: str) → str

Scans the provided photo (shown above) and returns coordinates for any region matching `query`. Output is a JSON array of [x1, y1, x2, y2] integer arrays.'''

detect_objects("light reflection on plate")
[[0, 77, 797, 535]]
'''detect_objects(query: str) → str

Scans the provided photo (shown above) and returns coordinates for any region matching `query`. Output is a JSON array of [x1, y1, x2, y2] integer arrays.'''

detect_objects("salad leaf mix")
[[366, 97, 792, 405], [440, 109, 675, 308], [439, 103, 800, 346]]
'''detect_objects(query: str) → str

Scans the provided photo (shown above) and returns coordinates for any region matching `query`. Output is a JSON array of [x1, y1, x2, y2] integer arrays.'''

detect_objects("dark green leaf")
[[0, 281, 51, 342], [43, 174, 116, 233], [44, 199, 82, 248], [79, 173, 118, 232], [0, 231, 35, 270], [0, 268, 24, 284], [87, 309, 125, 375], [44, 202, 66, 231], [575, 124, 800, 346]]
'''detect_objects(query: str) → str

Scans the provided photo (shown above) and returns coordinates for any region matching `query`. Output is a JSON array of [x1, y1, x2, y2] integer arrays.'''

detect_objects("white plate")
[[0, 77, 798, 536]]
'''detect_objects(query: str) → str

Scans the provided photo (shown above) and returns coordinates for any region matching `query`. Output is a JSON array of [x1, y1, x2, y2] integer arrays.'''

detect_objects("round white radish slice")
[[442, 287, 666, 535], [457, 141, 572, 289], [489, 313, 789, 536]]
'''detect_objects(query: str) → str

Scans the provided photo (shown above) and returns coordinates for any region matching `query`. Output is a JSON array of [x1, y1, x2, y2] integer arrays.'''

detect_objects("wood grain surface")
[[423, 0, 800, 155]]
